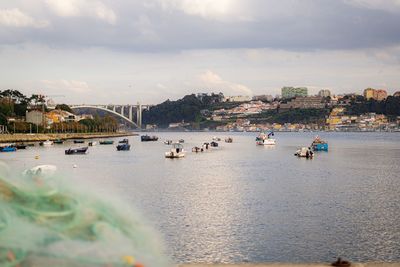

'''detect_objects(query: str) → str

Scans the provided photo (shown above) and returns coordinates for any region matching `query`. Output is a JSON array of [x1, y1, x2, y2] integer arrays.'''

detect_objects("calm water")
[[1, 132, 400, 263]]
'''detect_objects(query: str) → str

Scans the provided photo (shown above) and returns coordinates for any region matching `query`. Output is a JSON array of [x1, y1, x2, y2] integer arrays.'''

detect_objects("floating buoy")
[[73, 164, 77, 168]]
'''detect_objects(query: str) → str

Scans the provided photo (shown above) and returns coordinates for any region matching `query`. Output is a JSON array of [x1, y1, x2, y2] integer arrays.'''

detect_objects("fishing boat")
[[116, 143, 130, 151], [99, 140, 114, 145], [74, 140, 85, 144], [256, 131, 276, 145], [65, 147, 88, 155], [0, 146, 16, 152], [210, 141, 219, 147], [53, 139, 64, 144], [212, 136, 221, 141], [294, 147, 314, 158], [141, 135, 158, 142], [225, 137, 233, 143], [311, 136, 328, 151], [165, 143, 185, 158], [178, 139, 184, 143], [192, 146, 204, 152], [41, 140, 53, 146], [164, 140, 172, 145], [88, 141, 97, 146], [119, 139, 129, 144]]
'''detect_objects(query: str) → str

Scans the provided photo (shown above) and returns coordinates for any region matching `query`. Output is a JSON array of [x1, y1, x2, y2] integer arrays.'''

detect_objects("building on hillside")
[[281, 87, 308, 99], [224, 95, 252, 102], [363, 88, 388, 101], [26, 110, 44, 125], [252, 95, 273, 102], [318, 89, 331, 98], [279, 96, 325, 110], [45, 110, 78, 125]]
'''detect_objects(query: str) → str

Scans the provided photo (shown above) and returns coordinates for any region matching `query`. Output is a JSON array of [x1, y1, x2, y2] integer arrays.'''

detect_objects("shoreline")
[[0, 132, 137, 143]]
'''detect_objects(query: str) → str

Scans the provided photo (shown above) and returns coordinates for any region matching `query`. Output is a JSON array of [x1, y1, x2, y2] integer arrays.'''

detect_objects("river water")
[[1, 132, 400, 263]]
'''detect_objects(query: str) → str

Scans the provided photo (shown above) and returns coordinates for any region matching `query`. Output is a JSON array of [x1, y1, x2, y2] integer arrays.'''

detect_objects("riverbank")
[[0, 132, 137, 143], [178, 263, 400, 267]]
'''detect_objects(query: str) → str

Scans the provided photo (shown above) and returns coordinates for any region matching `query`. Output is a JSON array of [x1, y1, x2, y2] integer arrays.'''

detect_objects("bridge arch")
[[71, 105, 139, 128]]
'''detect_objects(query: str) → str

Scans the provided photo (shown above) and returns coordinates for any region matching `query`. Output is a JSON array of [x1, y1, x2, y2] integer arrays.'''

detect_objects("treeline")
[[345, 96, 400, 117], [142, 93, 224, 127], [250, 109, 329, 125]]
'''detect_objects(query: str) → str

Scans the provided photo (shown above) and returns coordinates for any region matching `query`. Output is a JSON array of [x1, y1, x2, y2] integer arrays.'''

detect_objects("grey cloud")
[[0, 0, 400, 52]]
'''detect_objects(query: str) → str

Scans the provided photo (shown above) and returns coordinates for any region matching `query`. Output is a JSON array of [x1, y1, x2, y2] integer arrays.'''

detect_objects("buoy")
[[34, 155, 39, 159], [73, 164, 77, 168]]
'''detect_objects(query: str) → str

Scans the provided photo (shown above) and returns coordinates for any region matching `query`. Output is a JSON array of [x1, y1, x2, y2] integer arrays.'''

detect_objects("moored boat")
[[65, 147, 88, 155], [41, 140, 53, 146], [53, 139, 64, 144], [311, 136, 328, 151], [294, 147, 314, 158], [88, 141, 97, 146], [15, 143, 27, 149], [256, 131, 276, 145], [74, 140, 85, 144], [164, 140, 172, 145], [225, 137, 233, 143], [178, 139, 184, 143], [210, 141, 219, 147], [116, 143, 130, 151], [119, 139, 129, 144], [141, 135, 158, 142], [99, 140, 114, 145], [165, 143, 185, 158], [192, 146, 204, 153], [212, 136, 221, 141], [0, 146, 16, 152]]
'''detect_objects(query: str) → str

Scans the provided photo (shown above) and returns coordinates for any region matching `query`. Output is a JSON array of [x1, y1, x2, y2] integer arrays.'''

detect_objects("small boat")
[[192, 146, 204, 153], [141, 135, 158, 142], [225, 137, 233, 143], [210, 141, 219, 147], [15, 143, 27, 149], [256, 131, 276, 145], [41, 140, 53, 146], [311, 136, 328, 151], [117, 143, 130, 151], [203, 142, 210, 150], [119, 139, 129, 144], [0, 146, 16, 152], [165, 143, 185, 158], [164, 140, 173, 145], [53, 139, 64, 144], [99, 140, 114, 145], [65, 147, 88, 155], [212, 136, 221, 141], [294, 147, 314, 158], [26, 143, 35, 147], [178, 139, 184, 143], [88, 141, 98, 146], [74, 140, 85, 144]]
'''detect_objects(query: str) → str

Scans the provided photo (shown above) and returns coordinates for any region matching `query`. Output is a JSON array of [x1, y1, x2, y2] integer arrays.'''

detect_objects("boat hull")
[[256, 138, 276, 145], [313, 143, 328, 151]]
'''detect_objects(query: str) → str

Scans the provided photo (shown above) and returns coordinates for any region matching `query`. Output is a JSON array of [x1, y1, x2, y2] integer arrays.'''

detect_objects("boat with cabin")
[[40, 140, 54, 146], [73, 140, 85, 144], [164, 140, 172, 145], [53, 139, 64, 144], [116, 143, 130, 151], [119, 139, 129, 144], [256, 131, 276, 145], [99, 140, 114, 145], [225, 137, 233, 143], [88, 141, 97, 146], [0, 145, 16, 152], [165, 143, 185, 158], [210, 141, 219, 147]]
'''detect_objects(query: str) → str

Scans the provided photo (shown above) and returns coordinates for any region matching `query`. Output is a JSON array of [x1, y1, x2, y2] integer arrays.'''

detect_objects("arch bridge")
[[70, 103, 152, 129]]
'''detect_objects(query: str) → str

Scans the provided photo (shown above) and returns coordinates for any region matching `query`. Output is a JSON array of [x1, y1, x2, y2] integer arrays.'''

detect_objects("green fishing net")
[[0, 164, 170, 267]]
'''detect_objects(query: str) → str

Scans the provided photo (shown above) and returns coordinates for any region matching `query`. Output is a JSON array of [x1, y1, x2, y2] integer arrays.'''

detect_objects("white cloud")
[[345, 0, 400, 13], [157, 0, 238, 20], [0, 8, 49, 28], [46, 0, 116, 24], [41, 79, 92, 94], [198, 70, 253, 96]]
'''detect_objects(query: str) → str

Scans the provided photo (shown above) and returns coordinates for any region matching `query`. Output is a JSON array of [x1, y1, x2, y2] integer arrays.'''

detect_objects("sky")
[[0, 0, 400, 104]]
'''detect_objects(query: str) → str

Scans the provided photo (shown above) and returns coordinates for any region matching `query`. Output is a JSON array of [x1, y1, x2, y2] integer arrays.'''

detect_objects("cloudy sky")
[[1, 0, 400, 104]]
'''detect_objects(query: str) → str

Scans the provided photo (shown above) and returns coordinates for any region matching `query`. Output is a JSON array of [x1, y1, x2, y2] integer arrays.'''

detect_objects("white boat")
[[88, 141, 97, 146], [294, 147, 314, 158], [212, 136, 221, 141], [165, 143, 185, 158], [164, 140, 172, 145], [42, 140, 53, 146], [256, 132, 276, 145]]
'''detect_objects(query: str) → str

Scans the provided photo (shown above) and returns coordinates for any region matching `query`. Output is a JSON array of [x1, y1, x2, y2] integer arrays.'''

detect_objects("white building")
[[224, 95, 252, 102]]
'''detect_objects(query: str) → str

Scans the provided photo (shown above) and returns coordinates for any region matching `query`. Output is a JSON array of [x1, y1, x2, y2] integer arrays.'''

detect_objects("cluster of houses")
[[26, 109, 93, 127]]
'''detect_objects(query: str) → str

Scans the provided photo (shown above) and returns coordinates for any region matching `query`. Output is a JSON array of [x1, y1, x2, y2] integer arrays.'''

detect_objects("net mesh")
[[0, 164, 169, 267]]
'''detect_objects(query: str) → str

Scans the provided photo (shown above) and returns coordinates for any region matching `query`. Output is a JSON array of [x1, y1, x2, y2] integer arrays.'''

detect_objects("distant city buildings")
[[363, 88, 388, 101], [224, 95, 252, 102], [281, 87, 308, 99], [318, 89, 331, 98], [252, 95, 274, 102], [279, 96, 326, 110]]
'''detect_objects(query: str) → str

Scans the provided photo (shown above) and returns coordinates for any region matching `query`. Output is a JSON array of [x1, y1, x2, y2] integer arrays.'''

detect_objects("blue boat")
[[311, 136, 328, 151], [0, 146, 17, 152]]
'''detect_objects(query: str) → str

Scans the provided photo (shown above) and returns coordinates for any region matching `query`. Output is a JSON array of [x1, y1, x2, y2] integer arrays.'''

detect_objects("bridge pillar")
[[136, 102, 142, 129], [120, 106, 124, 116], [112, 105, 116, 112], [128, 106, 133, 121]]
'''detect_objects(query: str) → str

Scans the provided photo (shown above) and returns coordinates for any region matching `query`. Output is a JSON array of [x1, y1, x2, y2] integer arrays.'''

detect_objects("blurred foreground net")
[[0, 164, 169, 267]]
